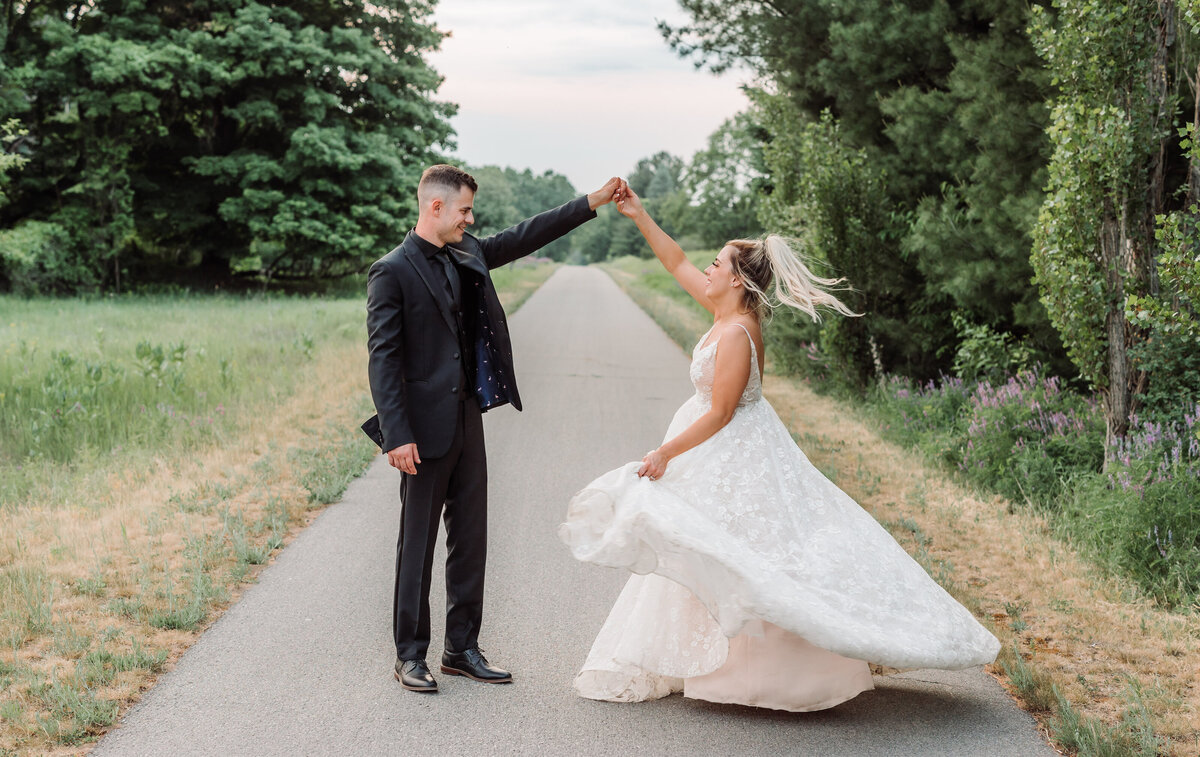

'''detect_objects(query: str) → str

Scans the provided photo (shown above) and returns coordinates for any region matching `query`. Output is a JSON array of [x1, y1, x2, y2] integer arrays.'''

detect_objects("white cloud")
[[428, 0, 749, 190]]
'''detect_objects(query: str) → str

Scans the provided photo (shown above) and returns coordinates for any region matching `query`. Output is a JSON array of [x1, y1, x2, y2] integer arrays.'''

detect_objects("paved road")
[[93, 267, 1053, 756]]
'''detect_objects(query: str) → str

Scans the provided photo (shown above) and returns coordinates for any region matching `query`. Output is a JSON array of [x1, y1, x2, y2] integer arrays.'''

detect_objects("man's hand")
[[587, 177, 624, 211], [387, 443, 421, 475]]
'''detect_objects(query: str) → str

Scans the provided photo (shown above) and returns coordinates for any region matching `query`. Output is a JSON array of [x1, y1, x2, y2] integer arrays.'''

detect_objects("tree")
[[0, 119, 26, 206], [757, 98, 934, 389], [468, 165, 523, 236], [0, 0, 453, 292], [1031, 0, 1195, 445], [685, 111, 765, 247], [605, 151, 688, 258], [662, 0, 1061, 376], [1126, 2, 1200, 420]]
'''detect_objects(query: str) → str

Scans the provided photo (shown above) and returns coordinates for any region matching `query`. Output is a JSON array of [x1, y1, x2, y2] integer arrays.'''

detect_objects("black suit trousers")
[[393, 397, 487, 660]]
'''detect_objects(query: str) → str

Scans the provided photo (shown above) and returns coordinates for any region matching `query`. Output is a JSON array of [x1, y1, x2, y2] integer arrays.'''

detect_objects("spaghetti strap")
[[731, 322, 753, 344], [730, 322, 757, 357], [700, 322, 757, 357]]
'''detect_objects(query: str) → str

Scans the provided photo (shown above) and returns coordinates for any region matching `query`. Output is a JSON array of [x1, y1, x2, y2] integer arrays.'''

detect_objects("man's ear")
[[429, 198, 442, 216]]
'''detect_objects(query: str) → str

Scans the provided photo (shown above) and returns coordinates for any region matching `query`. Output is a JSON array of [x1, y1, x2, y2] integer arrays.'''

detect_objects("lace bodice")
[[689, 323, 762, 408]]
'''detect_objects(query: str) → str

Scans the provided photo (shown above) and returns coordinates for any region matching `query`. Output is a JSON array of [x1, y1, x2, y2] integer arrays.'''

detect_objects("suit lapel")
[[446, 245, 487, 277], [401, 234, 457, 336]]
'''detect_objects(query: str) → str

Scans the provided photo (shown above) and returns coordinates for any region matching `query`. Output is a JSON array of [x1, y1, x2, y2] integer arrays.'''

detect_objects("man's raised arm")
[[478, 177, 623, 269]]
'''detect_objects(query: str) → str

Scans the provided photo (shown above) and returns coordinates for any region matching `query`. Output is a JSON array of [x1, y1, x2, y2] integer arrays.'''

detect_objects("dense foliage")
[[568, 151, 686, 262], [1031, 0, 1200, 444], [755, 100, 929, 387], [466, 165, 578, 260], [0, 0, 453, 292], [663, 0, 1063, 381]]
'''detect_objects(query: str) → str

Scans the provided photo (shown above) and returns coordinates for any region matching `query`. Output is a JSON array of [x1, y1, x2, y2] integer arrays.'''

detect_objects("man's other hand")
[[387, 443, 421, 475]]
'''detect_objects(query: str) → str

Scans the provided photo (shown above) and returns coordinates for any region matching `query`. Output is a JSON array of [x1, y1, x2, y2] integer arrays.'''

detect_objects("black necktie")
[[438, 251, 461, 310]]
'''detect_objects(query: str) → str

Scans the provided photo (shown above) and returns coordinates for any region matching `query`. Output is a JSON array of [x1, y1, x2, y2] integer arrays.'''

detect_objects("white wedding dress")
[[559, 324, 1000, 711]]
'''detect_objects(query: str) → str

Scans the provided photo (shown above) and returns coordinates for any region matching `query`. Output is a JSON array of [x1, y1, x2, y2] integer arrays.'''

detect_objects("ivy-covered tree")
[[1125, 3, 1200, 421], [0, 0, 453, 292], [1031, 0, 1196, 445]]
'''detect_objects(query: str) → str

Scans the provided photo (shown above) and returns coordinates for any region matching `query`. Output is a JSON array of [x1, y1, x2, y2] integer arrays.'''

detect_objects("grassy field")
[[601, 255, 1194, 757], [0, 260, 558, 755]]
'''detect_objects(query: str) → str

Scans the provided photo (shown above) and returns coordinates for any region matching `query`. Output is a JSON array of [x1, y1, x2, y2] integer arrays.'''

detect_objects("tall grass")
[[0, 260, 558, 753], [0, 294, 364, 508]]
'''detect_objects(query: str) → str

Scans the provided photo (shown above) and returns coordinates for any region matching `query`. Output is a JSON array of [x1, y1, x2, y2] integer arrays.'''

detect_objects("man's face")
[[436, 186, 475, 245]]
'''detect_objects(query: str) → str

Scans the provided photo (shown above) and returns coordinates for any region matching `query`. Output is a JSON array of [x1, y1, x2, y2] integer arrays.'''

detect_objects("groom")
[[366, 164, 621, 692]]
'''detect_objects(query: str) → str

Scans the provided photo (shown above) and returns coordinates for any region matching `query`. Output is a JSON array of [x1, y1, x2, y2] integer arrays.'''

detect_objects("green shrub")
[[0, 221, 94, 295], [959, 370, 1104, 507], [871, 363, 1197, 607], [1065, 408, 1200, 607]]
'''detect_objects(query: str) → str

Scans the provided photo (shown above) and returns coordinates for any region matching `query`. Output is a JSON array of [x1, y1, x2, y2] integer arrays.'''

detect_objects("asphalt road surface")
[[93, 266, 1054, 756]]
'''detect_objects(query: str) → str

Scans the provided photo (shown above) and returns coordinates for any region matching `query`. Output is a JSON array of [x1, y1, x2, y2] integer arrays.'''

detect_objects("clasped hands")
[[587, 177, 645, 220]]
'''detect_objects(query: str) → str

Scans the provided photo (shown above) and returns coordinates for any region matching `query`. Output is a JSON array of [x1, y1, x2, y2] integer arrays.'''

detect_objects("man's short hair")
[[418, 164, 478, 204]]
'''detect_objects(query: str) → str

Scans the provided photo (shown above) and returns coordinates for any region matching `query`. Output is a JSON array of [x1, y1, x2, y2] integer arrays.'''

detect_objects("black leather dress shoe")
[[395, 658, 438, 692], [440, 648, 513, 684]]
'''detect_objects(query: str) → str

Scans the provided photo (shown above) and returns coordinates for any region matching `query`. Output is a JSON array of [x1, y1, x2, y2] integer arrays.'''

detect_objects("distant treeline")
[[467, 143, 763, 267]]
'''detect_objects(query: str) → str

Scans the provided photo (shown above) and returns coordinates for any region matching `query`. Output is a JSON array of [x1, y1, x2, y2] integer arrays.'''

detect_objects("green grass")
[[1049, 680, 1164, 757], [0, 263, 560, 753], [0, 293, 366, 509], [600, 252, 715, 350], [76, 643, 168, 688], [289, 404, 379, 506], [995, 644, 1162, 755]]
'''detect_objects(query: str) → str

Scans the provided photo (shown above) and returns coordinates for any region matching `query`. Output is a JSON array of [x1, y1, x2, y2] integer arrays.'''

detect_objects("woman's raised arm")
[[616, 185, 714, 314]]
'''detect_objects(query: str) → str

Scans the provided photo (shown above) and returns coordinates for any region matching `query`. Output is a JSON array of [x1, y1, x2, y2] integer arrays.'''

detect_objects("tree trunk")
[[868, 334, 885, 391], [1099, 202, 1131, 458], [1100, 0, 1177, 462], [1189, 62, 1200, 208]]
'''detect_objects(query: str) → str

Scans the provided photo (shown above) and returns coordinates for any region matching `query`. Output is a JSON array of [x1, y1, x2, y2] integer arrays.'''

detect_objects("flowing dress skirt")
[[560, 390, 999, 709]]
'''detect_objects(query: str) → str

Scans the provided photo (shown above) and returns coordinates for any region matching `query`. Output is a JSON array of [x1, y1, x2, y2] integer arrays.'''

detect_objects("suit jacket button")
[[453, 352, 460, 359], [451, 386, 457, 393]]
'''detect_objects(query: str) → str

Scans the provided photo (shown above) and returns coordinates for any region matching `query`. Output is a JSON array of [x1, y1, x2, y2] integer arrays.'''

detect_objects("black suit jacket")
[[365, 195, 595, 458]]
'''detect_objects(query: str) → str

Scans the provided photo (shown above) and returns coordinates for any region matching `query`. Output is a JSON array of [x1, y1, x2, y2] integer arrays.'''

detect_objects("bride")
[[558, 184, 1000, 711]]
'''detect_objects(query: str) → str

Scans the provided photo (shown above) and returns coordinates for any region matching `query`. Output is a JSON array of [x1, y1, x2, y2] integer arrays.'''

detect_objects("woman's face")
[[704, 245, 739, 300]]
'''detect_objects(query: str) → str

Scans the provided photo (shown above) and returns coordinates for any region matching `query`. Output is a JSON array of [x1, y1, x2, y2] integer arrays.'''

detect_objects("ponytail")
[[729, 235, 860, 322]]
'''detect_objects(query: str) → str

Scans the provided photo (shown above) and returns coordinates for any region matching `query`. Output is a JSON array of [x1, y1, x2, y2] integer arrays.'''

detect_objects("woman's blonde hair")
[[726, 235, 859, 321]]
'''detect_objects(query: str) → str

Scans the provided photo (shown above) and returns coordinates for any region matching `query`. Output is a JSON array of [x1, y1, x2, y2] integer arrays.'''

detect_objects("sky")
[[426, 0, 750, 193]]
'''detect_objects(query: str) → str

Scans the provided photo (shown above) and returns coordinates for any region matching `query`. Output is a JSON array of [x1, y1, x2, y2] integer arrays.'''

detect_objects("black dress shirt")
[[411, 232, 472, 397]]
